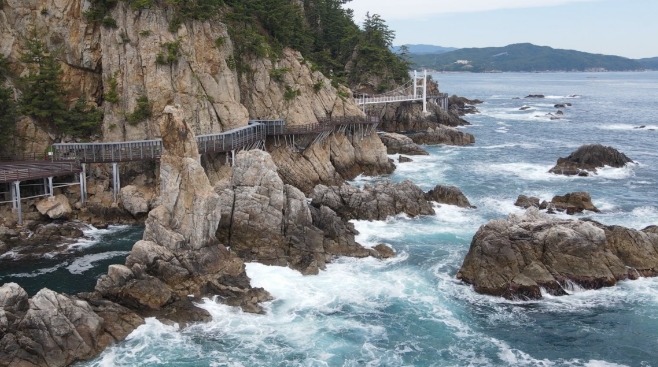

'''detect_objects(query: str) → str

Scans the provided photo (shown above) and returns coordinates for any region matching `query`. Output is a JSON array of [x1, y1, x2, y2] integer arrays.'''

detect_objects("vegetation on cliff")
[[86, 0, 409, 89], [410, 43, 644, 72]]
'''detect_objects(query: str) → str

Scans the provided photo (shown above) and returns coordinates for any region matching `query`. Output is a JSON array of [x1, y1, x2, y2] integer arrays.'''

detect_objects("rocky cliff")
[[0, 0, 363, 149]]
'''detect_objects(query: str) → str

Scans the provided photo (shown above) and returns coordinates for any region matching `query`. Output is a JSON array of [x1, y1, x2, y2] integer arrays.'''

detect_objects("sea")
[[1, 71, 657, 367]]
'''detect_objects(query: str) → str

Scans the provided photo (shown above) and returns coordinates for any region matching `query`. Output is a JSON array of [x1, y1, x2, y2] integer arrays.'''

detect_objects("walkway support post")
[[13, 181, 22, 226], [80, 163, 87, 206], [413, 70, 418, 99], [48, 176, 54, 198], [423, 69, 428, 113], [112, 162, 120, 203]]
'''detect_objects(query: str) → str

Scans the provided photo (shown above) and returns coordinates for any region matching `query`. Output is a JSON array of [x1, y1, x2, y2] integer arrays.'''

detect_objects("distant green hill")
[[637, 57, 658, 70], [391, 44, 458, 54], [410, 43, 644, 72]]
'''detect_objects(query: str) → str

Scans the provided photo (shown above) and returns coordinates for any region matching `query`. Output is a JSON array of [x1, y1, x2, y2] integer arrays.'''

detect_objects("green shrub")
[[101, 16, 117, 28], [313, 80, 324, 93], [104, 75, 119, 103], [155, 39, 182, 65], [126, 95, 151, 125], [269, 67, 291, 82], [283, 85, 301, 101], [139, 30, 152, 37]]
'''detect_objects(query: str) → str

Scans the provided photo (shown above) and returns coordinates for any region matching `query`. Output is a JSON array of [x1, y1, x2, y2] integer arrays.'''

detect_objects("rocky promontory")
[[379, 133, 429, 155], [457, 209, 658, 300], [407, 125, 475, 146], [549, 144, 633, 176]]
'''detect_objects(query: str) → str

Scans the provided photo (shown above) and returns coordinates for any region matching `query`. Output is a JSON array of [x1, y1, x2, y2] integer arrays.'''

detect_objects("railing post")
[[423, 69, 428, 113], [80, 164, 87, 206], [112, 162, 120, 203], [48, 176, 54, 198]]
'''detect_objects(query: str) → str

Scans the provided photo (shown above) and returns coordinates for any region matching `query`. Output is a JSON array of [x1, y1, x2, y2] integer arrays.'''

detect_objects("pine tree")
[[0, 87, 17, 153], [19, 37, 70, 130]]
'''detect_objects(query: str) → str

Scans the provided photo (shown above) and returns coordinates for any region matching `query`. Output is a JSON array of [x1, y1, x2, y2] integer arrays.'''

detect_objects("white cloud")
[[348, 0, 600, 21]]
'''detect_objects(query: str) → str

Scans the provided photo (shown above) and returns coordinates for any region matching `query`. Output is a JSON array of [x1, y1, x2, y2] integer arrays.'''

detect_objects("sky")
[[347, 0, 658, 59]]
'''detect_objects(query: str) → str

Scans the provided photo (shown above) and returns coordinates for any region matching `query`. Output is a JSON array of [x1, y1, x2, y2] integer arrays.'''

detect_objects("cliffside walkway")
[[2, 116, 380, 225], [355, 70, 449, 111]]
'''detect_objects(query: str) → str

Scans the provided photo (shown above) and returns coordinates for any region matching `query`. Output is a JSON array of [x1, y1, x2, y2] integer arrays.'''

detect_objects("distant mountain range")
[[391, 44, 458, 55], [406, 43, 657, 72], [638, 57, 658, 70]]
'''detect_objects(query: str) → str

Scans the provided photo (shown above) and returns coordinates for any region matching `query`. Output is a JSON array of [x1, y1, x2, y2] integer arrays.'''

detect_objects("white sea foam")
[[3, 263, 67, 278], [66, 224, 133, 251], [598, 124, 658, 131], [66, 251, 130, 274]]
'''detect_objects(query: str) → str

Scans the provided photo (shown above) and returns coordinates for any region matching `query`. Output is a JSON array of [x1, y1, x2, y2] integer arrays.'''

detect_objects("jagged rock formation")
[[376, 101, 471, 132], [309, 181, 435, 221], [549, 144, 633, 176], [119, 185, 154, 217], [379, 133, 429, 155], [448, 95, 483, 116], [215, 149, 383, 275], [407, 125, 475, 146], [269, 131, 395, 195], [550, 192, 600, 214], [514, 195, 542, 209], [425, 184, 473, 208], [0, 283, 143, 367], [457, 209, 658, 300], [96, 106, 271, 319]]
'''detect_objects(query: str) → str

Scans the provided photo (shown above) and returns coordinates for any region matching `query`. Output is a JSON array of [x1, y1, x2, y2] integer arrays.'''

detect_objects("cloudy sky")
[[347, 0, 657, 59]]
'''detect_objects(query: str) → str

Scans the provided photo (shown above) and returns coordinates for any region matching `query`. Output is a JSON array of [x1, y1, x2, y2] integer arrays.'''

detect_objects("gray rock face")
[[35, 195, 72, 219], [407, 125, 475, 146], [379, 133, 429, 155], [216, 150, 379, 275], [457, 209, 658, 300], [0, 284, 142, 367], [97, 106, 271, 318], [120, 185, 152, 217], [425, 184, 473, 208], [549, 144, 633, 176], [310, 180, 435, 221]]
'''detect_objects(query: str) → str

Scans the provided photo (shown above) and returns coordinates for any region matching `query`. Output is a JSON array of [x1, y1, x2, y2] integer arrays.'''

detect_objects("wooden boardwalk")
[[0, 162, 81, 184]]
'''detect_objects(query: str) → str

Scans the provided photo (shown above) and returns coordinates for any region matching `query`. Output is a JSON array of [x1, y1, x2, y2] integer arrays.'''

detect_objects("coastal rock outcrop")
[[96, 106, 271, 319], [456, 209, 658, 300], [379, 133, 429, 155], [425, 184, 473, 208], [310, 181, 435, 221], [119, 185, 153, 217], [448, 95, 482, 116], [551, 192, 600, 214], [269, 131, 395, 195], [407, 125, 475, 146], [549, 144, 633, 176], [216, 149, 380, 275], [0, 283, 142, 367], [377, 101, 472, 132], [514, 195, 541, 209]]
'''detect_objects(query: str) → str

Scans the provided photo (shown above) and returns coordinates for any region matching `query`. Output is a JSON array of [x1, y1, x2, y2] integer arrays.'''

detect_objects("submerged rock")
[[514, 195, 541, 209], [456, 209, 658, 300], [398, 155, 413, 163], [549, 144, 633, 176], [425, 184, 473, 208], [551, 192, 600, 214], [379, 133, 429, 155], [525, 94, 545, 98]]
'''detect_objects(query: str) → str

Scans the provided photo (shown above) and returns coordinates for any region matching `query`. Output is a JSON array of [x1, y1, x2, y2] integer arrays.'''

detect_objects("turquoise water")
[[5, 72, 658, 366]]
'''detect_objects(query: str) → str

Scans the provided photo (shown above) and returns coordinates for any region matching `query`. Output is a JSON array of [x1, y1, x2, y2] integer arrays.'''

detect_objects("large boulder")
[[425, 184, 473, 208], [119, 185, 152, 217], [407, 125, 475, 146], [0, 284, 143, 367], [549, 144, 633, 176], [379, 133, 429, 155], [310, 180, 435, 221], [514, 195, 541, 209], [35, 194, 72, 219], [456, 209, 658, 300], [551, 192, 600, 214]]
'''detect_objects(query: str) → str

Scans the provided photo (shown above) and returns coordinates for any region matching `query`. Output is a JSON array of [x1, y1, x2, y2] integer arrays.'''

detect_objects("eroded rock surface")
[[310, 181, 435, 221], [551, 192, 600, 214], [35, 195, 73, 219], [0, 284, 142, 367], [457, 209, 658, 300], [549, 144, 633, 176], [379, 133, 429, 155], [216, 150, 381, 275]]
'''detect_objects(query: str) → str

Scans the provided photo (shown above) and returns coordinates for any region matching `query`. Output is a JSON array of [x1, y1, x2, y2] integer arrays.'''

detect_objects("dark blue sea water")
[[4, 72, 658, 367]]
